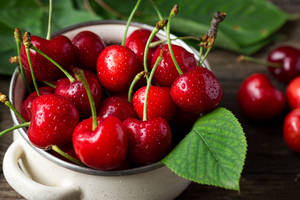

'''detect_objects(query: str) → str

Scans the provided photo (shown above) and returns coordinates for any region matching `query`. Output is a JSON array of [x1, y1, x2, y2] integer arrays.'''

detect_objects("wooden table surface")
[[0, 1, 300, 199]]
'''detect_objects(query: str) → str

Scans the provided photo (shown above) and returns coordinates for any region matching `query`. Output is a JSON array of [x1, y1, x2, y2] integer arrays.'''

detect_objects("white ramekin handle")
[[3, 141, 81, 200]]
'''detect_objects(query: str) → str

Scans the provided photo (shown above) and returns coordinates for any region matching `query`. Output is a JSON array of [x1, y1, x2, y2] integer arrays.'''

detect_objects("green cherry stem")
[[166, 5, 182, 75], [143, 19, 168, 80], [30, 45, 75, 83], [46, 0, 53, 40], [149, 0, 163, 20], [143, 48, 163, 121], [149, 36, 201, 48], [198, 46, 204, 65], [0, 92, 26, 123], [128, 71, 145, 103], [23, 32, 40, 96], [14, 28, 31, 93], [200, 46, 212, 65], [51, 145, 84, 166], [121, 0, 142, 46], [0, 122, 30, 137], [75, 69, 98, 131], [43, 81, 56, 89], [237, 55, 281, 68]]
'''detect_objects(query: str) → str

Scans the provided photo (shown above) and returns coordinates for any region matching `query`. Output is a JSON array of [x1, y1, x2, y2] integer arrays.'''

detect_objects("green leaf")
[[99, 0, 291, 54], [162, 107, 247, 190]]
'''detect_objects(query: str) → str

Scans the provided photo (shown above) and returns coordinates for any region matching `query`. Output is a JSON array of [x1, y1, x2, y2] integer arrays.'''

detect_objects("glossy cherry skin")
[[238, 73, 285, 120], [171, 67, 222, 114], [123, 117, 172, 165], [151, 44, 197, 87], [286, 77, 300, 109], [55, 70, 102, 117], [125, 28, 159, 65], [133, 86, 175, 121], [283, 108, 300, 152], [20, 35, 76, 81], [98, 96, 136, 121], [21, 86, 54, 122], [28, 94, 79, 149], [97, 45, 142, 92], [268, 46, 300, 83], [73, 116, 128, 170], [72, 31, 105, 71]]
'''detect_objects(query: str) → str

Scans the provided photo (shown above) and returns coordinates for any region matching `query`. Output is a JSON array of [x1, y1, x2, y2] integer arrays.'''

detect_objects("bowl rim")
[[9, 19, 207, 176]]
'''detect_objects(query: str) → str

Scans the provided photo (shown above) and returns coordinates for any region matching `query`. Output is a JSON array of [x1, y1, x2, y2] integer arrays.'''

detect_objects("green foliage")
[[162, 108, 247, 190], [0, 0, 99, 75]]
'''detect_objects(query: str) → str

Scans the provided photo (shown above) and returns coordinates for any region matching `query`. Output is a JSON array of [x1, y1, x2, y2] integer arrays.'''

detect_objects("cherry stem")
[[0, 122, 30, 137], [74, 69, 98, 131], [14, 28, 31, 93], [143, 19, 168, 80], [0, 92, 26, 123], [199, 46, 204, 65], [43, 81, 56, 89], [46, 0, 53, 40], [30, 46, 75, 83], [166, 5, 182, 75], [143, 28, 159, 80], [237, 55, 281, 68], [24, 32, 40, 96], [128, 71, 145, 103], [121, 0, 142, 46], [143, 48, 163, 121], [199, 46, 212, 65], [149, 0, 163, 20], [149, 36, 201, 48], [51, 145, 84, 166]]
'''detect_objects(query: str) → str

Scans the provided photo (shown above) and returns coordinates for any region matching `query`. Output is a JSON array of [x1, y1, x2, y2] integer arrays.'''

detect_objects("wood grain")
[[0, 1, 300, 199]]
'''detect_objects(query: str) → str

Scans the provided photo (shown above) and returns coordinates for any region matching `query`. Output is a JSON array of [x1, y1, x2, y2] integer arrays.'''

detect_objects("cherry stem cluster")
[[0, 92, 26, 123], [143, 48, 163, 121], [128, 71, 145, 103], [237, 55, 281, 68], [75, 69, 98, 131], [199, 11, 226, 65], [51, 145, 84, 166], [121, 0, 142, 46], [46, 0, 53, 40], [23, 32, 40, 96], [149, 36, 201, 48], [14, 28, 31, 93]]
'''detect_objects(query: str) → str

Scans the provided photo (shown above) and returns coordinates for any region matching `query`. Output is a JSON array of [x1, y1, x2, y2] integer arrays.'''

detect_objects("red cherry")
[[151, 44, 197, 87], [21, 86, 54, 121], [287, 77, 300, 109], [283, 108, 300, 152], [55, 70, 102, 117], [73, 116, 128, 170], [28, 94, 79, 148], [98, 96, 136, 121], [125, 28, 159, 65], [20, 35, 76, 81], [170, 67, 222, 114], [238, 73, 285, 120], [123, 117, 172, 165], [268, 46, 300, 83], [97, 45, 142, 92], [133, 86, 175, 121], [72, 31, 105, 71]]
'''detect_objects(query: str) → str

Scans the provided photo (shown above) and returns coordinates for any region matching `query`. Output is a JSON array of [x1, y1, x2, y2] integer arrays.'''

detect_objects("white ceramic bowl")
[[3, 20, 209, 200]]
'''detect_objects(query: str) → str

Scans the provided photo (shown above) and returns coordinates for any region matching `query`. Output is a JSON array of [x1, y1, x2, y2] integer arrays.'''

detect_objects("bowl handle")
[[3, 140, 81, 200]]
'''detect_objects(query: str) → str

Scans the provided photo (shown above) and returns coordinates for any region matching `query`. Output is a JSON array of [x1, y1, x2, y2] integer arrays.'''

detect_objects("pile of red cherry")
[[238, 46, 300, 153], [7, 20, 222, 171]]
